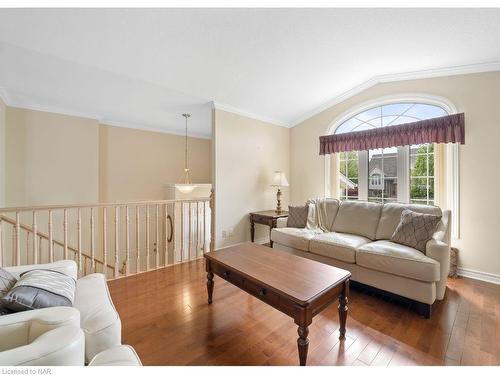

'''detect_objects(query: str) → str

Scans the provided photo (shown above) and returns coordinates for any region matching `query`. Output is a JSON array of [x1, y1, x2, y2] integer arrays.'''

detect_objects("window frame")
[[324, 94, 460, 238]]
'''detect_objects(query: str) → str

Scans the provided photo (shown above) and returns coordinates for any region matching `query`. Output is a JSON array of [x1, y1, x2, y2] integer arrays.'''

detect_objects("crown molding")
[[1, 89, 211, 140], [212, 101, 289, 128], [290, 60, 500, 127]]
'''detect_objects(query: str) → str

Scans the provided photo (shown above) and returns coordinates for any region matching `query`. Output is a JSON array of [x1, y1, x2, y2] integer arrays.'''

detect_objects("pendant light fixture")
[[175, 113, 198, 194]]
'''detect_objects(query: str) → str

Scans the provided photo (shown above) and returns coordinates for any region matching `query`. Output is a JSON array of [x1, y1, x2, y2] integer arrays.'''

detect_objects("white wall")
[[0, 97, 5, 207], [290, 71, 500, 279], [213, 109, 290, 248]]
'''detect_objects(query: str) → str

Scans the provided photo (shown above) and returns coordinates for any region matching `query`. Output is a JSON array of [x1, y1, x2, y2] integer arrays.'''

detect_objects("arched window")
[[332, 100, 449, 205]]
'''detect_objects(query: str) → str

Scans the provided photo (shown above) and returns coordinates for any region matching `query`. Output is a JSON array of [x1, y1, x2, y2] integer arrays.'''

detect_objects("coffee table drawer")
[[211, 262, 243, 287], [243, 278, 281, 306]]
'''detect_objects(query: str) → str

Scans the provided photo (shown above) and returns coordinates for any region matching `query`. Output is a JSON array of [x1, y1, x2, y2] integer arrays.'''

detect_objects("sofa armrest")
[[426, 238, 450, 300], [0, 306, 81, 352], [276, 217, 288, 228], [5, 260, 78, 280], [89, 345, 142, 366], [0, 325, 85, 366], [0, 307, 83, 366]]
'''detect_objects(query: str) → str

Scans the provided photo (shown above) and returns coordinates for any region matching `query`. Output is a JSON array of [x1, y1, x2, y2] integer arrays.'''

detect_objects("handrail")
[[0, 197, 210, 214], [0, 214, 115, 272], [0, 192, 214, 279]]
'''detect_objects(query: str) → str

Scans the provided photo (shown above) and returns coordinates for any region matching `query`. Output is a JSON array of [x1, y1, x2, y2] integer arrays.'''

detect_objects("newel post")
[[210, 188, 215, 252]]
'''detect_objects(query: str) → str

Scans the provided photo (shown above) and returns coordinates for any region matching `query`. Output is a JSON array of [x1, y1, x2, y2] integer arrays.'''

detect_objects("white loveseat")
[[271, 200, 451, 318], [0, 260, 140, 365]]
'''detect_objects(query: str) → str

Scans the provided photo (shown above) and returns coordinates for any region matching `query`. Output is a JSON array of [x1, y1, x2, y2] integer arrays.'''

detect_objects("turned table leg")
[[207, 270, 214, 304], [250, 219, 255, 242], [297, 325, 309, 366], [338, 279, 349, 339]]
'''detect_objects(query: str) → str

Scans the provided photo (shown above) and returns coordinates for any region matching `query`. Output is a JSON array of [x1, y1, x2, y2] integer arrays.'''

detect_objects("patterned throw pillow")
[[0, 268, 16, 299], [391, 209, 441, 253], [0, 269, 76, 313], [287, 205, 309, 228]]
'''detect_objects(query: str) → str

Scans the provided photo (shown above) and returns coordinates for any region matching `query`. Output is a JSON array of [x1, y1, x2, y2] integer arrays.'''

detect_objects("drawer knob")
[[223, 270, 230, 278], [259, 288, 267, 297]]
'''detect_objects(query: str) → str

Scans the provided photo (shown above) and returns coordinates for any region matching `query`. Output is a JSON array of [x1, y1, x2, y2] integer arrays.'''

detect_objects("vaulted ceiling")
[[1, 8, 500, 138]]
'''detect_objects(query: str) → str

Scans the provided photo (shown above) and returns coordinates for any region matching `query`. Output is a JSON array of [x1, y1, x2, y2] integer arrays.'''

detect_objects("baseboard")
[[457, 267, 500, 285], [216, 238, 268, 250]]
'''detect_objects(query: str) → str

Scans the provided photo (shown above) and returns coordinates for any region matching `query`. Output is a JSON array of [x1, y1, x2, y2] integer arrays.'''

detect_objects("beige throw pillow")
[[287, 205, 309, 228], [391, 209, 441, 253]]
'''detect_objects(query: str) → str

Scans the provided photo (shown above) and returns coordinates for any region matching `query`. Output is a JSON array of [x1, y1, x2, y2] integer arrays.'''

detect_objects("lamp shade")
[[271, 171, 289, 187]]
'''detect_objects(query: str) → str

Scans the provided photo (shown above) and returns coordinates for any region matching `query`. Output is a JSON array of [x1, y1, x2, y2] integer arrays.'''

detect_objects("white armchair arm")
[[276, 217, 288, 228], [0, 307, 84, 366], [5, 260, 78, 280], [426, 238, 450, 300]]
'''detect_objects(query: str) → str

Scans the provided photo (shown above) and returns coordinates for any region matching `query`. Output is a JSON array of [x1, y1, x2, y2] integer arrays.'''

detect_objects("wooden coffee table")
[[204, 242, 351, 366]]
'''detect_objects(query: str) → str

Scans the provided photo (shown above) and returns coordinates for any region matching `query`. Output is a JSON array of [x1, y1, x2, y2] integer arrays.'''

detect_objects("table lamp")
[[271, 171, 289, 214]]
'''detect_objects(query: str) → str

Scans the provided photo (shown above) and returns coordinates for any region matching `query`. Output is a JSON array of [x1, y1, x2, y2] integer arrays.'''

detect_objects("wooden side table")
[[249, 210, 288, 247]]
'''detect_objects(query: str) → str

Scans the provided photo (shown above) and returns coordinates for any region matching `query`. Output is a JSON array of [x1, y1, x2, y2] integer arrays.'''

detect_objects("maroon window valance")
[[319, 112, 465, 155]]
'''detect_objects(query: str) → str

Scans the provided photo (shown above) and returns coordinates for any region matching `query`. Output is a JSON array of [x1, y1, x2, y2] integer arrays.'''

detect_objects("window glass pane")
[[368, 148, 397, 203], [410, 177, 428, 199], [382, 103, 413, 117], [405, 104, 447, 119], [339, 152, 359, 200], [335, 102, 443, 205]]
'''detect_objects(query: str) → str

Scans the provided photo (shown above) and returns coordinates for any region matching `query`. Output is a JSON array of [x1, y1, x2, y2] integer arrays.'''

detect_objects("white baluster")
[[63, 209, 68, 260], [136, 205, 140, 273], [77, 208, 82, 274], [146, 205, 150, 271], [114, 206, 119, 278], [125, 206, 130, 276], [32, 211, 38, 264], [90, 207, 95, 272], [189, 202, 192, 261], [155, 205, 159, 269], [103, 207, 107, 277], [48, 210, 53, 262], [180, 202, 184, 263], [15, 212, 20, 265]]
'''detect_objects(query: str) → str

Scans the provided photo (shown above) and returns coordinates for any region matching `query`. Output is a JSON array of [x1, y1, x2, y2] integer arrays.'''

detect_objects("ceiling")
[[1, 8, 500, 138]]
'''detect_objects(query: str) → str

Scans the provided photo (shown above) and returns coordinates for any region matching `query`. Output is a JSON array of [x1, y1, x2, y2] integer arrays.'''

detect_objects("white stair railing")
[[0, 192, 214, 280]]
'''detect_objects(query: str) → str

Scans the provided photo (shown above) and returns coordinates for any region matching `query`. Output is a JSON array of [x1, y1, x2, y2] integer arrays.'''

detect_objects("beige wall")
[[291, 71, 500, 277], [99, 124, 211, 202], [213, 109, 290, 248], [0, 97, 5, 207], [2, 107, 212, 207], [5, 107, 99, 206]]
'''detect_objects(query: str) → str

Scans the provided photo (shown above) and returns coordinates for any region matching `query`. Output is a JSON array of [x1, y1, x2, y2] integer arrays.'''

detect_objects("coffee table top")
[[204, 242, 351, 305]]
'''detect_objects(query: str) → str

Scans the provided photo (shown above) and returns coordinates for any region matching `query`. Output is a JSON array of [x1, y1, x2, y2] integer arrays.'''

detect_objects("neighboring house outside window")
[[334, 102, 447, 205]]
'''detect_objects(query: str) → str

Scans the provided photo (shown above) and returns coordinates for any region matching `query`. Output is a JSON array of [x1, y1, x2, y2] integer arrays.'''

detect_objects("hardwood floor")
[[108, 258, 500, 366]]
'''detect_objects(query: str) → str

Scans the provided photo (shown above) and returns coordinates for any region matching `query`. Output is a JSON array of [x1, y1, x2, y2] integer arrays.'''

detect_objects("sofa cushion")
[[376, 202, 442, 240], [271, 227, 317, 251], [73, 273, 121, 362], [356, 240, 440, 282], [332, 200, 382, 240], [309, 232, 370, 263]]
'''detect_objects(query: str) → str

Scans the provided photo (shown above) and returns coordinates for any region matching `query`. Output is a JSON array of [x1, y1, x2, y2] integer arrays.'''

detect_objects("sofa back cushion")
[[376, 202, 442, 240], [332, 200, 382, 240]]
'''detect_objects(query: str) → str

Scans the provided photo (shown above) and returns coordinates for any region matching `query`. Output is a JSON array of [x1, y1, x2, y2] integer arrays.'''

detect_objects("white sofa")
[[0, 260, 140, 365], [271, 200, 451, 318]]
